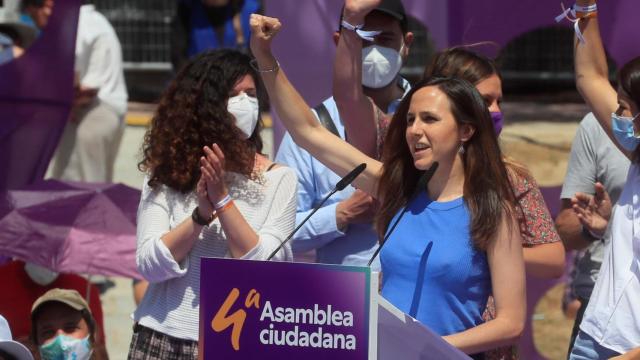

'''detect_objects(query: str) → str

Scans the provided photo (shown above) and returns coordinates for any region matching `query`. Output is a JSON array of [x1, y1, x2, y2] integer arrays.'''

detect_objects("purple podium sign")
[[199, 258, 377, 359]]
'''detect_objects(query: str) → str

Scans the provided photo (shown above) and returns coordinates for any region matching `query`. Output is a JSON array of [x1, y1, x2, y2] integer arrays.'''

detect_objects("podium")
[[199, 258, 470, 359]]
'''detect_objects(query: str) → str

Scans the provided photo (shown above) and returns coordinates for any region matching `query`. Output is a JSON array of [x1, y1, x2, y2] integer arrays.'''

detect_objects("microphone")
[[334, 163, 366, 191], [267, 163, 367, 260], [367, 162, 439, 266]]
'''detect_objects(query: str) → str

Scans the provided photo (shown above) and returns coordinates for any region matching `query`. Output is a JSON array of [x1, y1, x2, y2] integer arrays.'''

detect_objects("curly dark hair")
[[139, 49, 264, 193]]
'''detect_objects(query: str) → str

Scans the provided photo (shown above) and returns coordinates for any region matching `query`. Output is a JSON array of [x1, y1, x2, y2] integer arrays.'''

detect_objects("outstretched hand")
[[571, 182, 612, 237], [200, 144, 229, 206], [249, 14, 282, 58]]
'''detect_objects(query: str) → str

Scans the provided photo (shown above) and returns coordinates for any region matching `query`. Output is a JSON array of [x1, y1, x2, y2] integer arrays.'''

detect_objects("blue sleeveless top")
[[380, 192, 491, 336], [187, 0, 260, 56]]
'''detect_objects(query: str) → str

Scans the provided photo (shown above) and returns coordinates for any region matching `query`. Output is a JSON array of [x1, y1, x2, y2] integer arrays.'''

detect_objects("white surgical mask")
[[228, 92, 259, 138], [361, 44, 403, 89], [25, 262, 59, 286]]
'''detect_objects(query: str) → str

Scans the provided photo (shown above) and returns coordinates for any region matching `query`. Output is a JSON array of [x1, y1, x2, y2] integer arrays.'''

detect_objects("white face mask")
[[227, 92, 259, 139], [361, 44, 403, 89], [25, 262, 59, 286]]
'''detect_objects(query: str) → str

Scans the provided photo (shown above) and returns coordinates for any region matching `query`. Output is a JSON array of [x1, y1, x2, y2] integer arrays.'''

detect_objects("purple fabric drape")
[[0, 0, 80, 190]]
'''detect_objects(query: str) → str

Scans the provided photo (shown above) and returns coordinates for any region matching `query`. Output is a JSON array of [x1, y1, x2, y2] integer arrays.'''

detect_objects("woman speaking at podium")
[[129, 49, 297, 359], [248, 8, 525, 357]]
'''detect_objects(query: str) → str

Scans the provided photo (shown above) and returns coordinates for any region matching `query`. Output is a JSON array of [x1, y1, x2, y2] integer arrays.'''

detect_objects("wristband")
[[554, 2, 598, 44], [250, 59, 280, 73], [192, 206, 215, 226], [340, 20, 381, 41], [214, 194, 233, 210], [217, 200, 235, 214], [573, 3, 598, 14]]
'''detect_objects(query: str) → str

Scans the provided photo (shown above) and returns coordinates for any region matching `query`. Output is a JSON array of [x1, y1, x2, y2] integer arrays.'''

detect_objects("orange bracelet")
[[577, 11, 598, 19], [217, 200, 235, 214]]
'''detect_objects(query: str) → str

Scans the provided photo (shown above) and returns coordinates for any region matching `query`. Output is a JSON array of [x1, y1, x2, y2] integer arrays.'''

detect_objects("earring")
[[458, 144, 465, 154]]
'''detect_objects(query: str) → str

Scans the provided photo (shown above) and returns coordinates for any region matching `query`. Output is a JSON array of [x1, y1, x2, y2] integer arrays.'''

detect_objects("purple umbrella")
[[0, 179, 142, 279]]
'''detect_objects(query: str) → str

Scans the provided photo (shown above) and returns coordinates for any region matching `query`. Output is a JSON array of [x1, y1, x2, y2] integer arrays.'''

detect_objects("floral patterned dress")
[[483, 171, 561, 360]]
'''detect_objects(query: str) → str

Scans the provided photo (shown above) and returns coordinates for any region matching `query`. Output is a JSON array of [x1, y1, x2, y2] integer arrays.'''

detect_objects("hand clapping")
[[200, 144, 229, 206]]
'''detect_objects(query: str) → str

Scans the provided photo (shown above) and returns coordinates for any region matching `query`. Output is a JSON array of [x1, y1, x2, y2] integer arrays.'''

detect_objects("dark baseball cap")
[[338, 0, 409, 33], [373, 0, 408, 33]]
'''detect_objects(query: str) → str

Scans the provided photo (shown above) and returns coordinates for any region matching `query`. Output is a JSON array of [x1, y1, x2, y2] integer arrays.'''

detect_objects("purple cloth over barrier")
[[0, 179, 141, 279], [0, 0, 80, 190]]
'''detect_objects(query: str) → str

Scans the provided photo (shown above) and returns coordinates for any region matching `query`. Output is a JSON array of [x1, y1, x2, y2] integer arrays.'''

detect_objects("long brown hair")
[[426, 46, 532, 178], [425, 46, 500, 86], [139, 49, 264, 193], [376, 77, 517, 251]]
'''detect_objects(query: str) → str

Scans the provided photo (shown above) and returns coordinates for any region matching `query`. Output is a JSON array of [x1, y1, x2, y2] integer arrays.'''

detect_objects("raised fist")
[[249, 14, 282, 57]]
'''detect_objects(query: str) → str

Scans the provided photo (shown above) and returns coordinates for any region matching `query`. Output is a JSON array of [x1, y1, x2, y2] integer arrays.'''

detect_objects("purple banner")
[[199, 258, 374, 359]]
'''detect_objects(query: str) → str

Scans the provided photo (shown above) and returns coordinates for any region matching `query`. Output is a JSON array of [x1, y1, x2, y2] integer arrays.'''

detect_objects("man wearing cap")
[[0, 315, 33, 360], [29, 289, 107, 360], [275, 0, 413, 268], [0, 260, 105, 348]]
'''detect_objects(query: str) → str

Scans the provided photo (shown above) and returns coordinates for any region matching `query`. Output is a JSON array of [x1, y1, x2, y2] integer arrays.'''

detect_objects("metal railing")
[[498, 25, 616, 86], [89, 0, 175, 70]]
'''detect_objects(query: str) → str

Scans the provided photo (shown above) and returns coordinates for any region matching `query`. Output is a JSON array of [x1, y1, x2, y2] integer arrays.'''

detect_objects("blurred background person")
[[22, 0, 128, 293], [22, 0, 128, 183], [29, 289, 107, 360], [170, 0, 263, 71], [0, 0, 36, 65]]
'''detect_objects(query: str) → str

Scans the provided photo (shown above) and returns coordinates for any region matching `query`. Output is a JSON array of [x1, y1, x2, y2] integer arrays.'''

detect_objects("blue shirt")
[[0, 33, 14, 66], [185, 0, 260, 56], [380, 193, 491, 336], [275, 79, 410, 268]]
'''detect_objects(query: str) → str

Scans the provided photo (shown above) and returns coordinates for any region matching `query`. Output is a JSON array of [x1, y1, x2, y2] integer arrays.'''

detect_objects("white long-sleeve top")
[[133, 167, 296, 340]]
